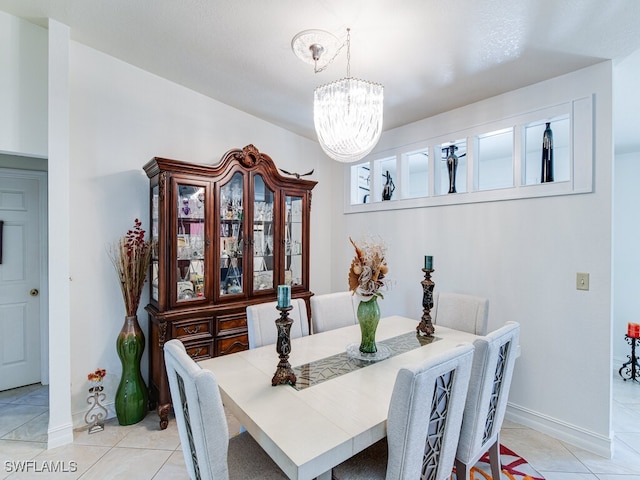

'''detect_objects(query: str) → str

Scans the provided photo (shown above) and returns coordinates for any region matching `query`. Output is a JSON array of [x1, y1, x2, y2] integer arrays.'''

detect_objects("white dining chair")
[[455, 321, 520, 480], [432, 292, 489, 335], [246, 298, 310, 348], [332, 342, 475, 480], [310, 291, 358, 333], [163, 339, 287, 480]]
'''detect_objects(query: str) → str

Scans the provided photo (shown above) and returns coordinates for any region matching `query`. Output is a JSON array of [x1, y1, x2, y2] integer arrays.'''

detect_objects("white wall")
[[63, 40, 333, 427], [0, 11, 47, 157], [613, 151, 640, 365], [330, 63, 614, 456]]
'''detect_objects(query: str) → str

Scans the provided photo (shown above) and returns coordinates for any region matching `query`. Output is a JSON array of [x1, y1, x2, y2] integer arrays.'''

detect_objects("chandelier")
[[292, 29, 384, 163]]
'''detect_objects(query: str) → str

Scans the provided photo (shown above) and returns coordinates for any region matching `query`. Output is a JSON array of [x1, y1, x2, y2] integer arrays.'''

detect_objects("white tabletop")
[[198, 315, 478, 480]]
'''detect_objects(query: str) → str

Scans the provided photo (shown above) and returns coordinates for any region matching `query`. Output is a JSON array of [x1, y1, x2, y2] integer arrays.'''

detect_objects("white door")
[[0, 173, 42, 391]]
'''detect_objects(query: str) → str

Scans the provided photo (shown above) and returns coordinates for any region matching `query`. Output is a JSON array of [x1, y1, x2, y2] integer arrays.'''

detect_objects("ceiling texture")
[[2, 0, 640, 152]]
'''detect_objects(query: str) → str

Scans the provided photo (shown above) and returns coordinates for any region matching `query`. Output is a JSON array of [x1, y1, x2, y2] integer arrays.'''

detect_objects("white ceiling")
[[2, 0, 640, 152]]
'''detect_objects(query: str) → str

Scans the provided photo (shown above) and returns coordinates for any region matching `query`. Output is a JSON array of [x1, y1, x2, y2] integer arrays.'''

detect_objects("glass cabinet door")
[[151, 185, 159, 301], [252, 175, 275, 292], [284, 195, 303, 287], [219, 172, 244, 296], [176, 183, 206, 302]]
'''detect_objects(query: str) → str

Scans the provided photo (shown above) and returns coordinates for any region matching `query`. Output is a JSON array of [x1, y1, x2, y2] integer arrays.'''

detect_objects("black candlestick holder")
[[619, 334, 640, 382], [272, 305, 297, 386], [417, 268, 435, 336]]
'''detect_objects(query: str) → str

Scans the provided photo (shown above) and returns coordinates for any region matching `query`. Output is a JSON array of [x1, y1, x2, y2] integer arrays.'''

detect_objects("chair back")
[[246, 298, 310, 348], [385, 343, 474, 480], [310, 291, 358, 333], [456, 322, 520, 466], [433, 292, 489, 335], [164, 339, 230, 480]]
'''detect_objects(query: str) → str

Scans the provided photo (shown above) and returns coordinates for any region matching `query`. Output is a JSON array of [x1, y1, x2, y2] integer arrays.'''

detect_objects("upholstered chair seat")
[[332, 343, 475, 480], [310, 291, 358, 333], [246, 298, 309, 348], [455, 322, 520, 480], [432, 292, 489, 335], [164, 339, 287, 479]]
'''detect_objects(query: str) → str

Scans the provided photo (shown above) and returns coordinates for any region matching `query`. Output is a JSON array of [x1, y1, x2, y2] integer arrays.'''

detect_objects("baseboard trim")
[[505, 402, 613, 459], [47, 422, 74, 449]]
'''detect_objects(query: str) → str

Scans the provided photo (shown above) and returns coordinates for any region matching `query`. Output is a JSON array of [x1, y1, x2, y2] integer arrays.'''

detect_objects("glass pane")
[[151, 185, 159, 301], [284, 195, 303, 287], [177, 184, 206, 302], [351, 163, 371, 204], [378, 157, 397, 201], [253, 175, 275, 292], [220, 172, 244, 296], [478, 128, 513, 190], [524, 116, 570, 185], [405, 149, 429, 198], [438, 140, 467, 194]]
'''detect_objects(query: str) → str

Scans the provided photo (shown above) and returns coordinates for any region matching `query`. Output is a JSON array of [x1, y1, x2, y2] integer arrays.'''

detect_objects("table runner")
[[292, 331, 441, 390]]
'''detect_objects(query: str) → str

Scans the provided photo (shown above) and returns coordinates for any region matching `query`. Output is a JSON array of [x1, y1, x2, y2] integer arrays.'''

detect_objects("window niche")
[[523, 116, 570, 185], [350, 163, 371, 204], [402, 148, 429, 199], [476, 127, 514, 191], [438, 139, 466, 195], [377, 156, 397, 202]]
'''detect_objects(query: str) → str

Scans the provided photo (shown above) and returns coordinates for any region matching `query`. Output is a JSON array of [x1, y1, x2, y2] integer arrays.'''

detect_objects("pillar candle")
[[424, 255, 433, 270], [277, 285, 291, 308], [628, 322, 640, 338]]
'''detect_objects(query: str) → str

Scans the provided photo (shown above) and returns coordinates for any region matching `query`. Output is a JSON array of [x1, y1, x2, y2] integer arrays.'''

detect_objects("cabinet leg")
[[158, 403, 171, 430]]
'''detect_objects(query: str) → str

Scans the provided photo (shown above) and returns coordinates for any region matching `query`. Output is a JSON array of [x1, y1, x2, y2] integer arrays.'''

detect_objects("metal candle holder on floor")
[[85, 384, 108, 433], [272, 305, 297, 386], [619, 334, 640, 382], [417, 269, 435, 336]]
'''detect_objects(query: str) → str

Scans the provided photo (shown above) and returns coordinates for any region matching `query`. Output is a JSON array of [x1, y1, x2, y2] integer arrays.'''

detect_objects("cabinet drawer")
[[217, 334, 248, 356], [184, 340, 214, 360], [216, 312, 247, 335], [172, 317, 212, 339]]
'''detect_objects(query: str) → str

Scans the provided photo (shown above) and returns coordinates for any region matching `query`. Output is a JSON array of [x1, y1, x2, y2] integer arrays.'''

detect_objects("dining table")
[[198, 315, 479, 480]]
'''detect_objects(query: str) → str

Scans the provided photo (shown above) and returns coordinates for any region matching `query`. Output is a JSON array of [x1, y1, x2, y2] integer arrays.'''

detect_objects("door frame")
[[0, 167, 49, 386]]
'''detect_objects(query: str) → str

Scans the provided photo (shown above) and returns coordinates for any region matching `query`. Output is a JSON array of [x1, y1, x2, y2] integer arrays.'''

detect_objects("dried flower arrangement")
[[88, 368, 106, 383], [109, 219, 153, 317], [348, 236, 389, 299]]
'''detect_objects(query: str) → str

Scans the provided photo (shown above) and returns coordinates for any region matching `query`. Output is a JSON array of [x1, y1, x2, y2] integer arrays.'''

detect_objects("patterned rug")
[[454, 444, 545, 480]]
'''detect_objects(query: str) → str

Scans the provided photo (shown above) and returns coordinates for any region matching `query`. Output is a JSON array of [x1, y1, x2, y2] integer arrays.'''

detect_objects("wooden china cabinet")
[[143, 145, 317, 429]]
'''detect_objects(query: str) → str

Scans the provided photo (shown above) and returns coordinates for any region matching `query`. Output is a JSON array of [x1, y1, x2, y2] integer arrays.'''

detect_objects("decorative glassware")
[[357, 296, 380, 354], [541, 122, 554, 183], [115, 315, 148, 425]]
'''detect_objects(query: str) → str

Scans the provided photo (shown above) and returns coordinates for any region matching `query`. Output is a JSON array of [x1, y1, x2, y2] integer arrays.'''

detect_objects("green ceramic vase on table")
[[357, 296, 380, 354], [115, 315, 148, 425]]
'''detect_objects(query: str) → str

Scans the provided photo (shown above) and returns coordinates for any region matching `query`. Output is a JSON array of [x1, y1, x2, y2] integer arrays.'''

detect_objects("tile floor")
[[0, 374, 639, 480]]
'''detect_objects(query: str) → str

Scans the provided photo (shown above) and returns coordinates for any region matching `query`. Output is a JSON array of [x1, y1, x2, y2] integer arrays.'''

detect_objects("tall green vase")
[[115, 315, 148, 425], [357, 296, 380, 354]]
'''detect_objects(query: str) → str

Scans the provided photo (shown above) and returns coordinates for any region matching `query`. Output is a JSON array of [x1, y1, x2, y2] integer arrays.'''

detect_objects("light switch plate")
[[576, 272, 589, 291]]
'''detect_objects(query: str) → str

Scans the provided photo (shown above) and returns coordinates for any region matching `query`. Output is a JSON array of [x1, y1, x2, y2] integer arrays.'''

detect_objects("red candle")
[[628, 323, 640, 338]]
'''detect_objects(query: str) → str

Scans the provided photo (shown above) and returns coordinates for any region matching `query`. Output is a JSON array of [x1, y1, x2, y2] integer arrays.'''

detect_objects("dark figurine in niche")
[[382, 170, 395, 201], [446, 145, 459, 193], [540, 122, 554, 183]]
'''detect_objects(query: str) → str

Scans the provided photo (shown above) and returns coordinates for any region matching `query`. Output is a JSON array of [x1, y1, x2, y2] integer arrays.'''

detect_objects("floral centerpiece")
[[348, 236, 388, 354], [108, 219, 152, 426]]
